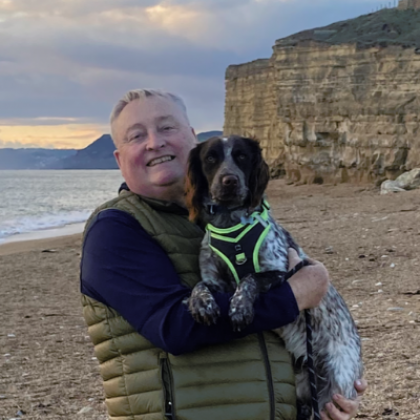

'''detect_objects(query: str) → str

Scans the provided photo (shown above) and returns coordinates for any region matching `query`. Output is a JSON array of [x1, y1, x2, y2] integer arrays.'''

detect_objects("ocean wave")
[[0, 210, 92, 240]]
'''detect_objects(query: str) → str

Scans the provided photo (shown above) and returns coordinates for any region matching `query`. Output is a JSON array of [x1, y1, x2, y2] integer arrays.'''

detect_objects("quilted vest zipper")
[[160, 354, 176, 420], [258, 333, 275, 420]]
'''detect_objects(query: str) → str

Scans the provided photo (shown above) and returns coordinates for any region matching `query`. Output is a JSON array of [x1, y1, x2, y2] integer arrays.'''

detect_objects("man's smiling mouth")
[[147, 155, 175, 167]]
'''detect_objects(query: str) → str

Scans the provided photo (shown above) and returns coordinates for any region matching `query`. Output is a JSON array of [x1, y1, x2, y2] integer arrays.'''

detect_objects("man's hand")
[[322, 379, 368, 420], [287, 248, 329, 311]]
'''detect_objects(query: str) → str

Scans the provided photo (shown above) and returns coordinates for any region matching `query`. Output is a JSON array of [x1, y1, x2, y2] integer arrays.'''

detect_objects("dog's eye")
[[237, 153, 247, 161], [206, 155, 216, 164]]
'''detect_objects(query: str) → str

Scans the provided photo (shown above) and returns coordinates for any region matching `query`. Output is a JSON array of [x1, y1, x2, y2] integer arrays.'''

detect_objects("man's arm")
[[287, 248, 329, 310], [80, 209, 301, 355]]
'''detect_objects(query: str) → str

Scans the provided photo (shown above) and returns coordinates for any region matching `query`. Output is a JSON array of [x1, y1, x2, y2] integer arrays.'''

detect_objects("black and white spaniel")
[[185, 134, 363, 418]]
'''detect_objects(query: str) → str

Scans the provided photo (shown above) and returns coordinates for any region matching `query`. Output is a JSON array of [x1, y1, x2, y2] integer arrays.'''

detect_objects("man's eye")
[[130, 133, 145, 141], [162, 126, 174, 131]]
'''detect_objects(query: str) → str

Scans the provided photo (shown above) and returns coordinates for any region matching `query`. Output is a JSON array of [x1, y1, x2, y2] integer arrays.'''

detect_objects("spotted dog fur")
[[185, 135, 363, 417]]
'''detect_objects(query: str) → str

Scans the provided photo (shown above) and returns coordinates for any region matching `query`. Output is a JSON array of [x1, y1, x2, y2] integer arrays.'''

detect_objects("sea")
[[0, 170, 124, 244]]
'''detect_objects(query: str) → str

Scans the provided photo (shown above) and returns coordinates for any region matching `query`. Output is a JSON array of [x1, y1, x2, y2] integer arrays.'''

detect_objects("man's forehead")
[[117, 98, 184, 132]]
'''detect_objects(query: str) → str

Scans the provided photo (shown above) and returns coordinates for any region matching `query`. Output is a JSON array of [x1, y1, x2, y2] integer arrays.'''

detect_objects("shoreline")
[[0, 223, 85, 256]]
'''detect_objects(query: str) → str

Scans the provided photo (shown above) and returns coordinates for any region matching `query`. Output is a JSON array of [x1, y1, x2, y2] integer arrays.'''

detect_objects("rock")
[[324, 246, 334, 254], [381, 168, 420, 194], [393, 168, 420, 190], [380, 180, 406, 195], [78, 407, 94, 415], [387, 307, 405, 311]]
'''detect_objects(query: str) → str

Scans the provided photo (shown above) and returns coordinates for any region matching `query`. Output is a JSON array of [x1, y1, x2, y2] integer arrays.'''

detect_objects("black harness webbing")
[[208, 222, 267, 283], [205, 202, 271, 285]]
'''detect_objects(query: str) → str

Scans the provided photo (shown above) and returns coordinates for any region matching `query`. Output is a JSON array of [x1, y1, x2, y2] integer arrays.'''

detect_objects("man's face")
[[113, 96, 197, 201]]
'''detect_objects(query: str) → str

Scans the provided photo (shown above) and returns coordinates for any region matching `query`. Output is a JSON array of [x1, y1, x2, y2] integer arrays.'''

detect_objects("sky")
[[0, 0, 392, 149]]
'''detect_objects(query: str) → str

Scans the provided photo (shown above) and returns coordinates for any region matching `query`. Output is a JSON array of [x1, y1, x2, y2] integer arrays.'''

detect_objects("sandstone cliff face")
[[399, 0, 420, 10], [224, 15, 420, 184]]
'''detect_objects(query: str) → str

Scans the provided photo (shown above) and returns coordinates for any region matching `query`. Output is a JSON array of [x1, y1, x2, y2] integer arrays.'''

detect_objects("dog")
[[184, 134, 363, 418]]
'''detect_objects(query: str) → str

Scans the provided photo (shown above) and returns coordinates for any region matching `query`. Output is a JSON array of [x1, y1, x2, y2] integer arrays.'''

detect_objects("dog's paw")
[[296, 402, 312, 420], [188, 294, 220, 326], [229, 295, 254, 332]]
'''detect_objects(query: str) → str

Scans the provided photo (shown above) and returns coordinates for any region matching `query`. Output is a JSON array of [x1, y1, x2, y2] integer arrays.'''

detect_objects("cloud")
[[0, 0, 387, 147], [0, 124, 107, 149]]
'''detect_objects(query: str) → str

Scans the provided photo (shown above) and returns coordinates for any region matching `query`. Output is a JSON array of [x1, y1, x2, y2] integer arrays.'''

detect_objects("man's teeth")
[[149, 156, 174, 166]]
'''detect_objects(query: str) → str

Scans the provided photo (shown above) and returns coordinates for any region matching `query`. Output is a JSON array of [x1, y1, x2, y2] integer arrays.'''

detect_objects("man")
[[80, 89, 366, 420]]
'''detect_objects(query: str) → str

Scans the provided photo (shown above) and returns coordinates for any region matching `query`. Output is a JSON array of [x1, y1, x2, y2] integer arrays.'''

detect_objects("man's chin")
[[152, 174, 182, 188]]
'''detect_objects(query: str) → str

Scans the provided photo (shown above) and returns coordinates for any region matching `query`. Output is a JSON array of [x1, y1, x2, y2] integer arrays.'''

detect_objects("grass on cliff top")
[[276, 8, 420, 48]]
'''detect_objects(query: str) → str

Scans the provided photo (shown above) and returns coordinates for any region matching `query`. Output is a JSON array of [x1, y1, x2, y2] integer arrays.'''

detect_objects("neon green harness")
[[206, 201, 271, 285]]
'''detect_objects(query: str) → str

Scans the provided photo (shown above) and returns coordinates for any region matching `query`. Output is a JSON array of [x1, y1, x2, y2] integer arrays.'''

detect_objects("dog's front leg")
[[187, 240, 225, 326], [188, 281, 221, 326], [229, 273, 259, 332]]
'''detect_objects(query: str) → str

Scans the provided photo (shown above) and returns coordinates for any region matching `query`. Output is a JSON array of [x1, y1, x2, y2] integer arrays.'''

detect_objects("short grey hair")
[[110, 88, 190, 146]]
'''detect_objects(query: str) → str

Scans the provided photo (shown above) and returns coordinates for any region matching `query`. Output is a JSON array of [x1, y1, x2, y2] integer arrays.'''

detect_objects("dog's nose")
[[222, 175, 238, 187]]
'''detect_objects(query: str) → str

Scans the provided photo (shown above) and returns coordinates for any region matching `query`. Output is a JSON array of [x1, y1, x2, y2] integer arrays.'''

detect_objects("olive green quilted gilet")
[[81, 191, 297, 420]]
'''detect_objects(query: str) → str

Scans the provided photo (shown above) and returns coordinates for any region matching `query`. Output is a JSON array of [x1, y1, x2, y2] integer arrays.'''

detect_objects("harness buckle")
[[235, 253, 247, 265], [235, 244, 242, 252]]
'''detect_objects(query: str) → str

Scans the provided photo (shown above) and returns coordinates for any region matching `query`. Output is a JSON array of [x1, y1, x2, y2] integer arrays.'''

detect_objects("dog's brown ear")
[[246, 138, 270, 208], [185, 143, 208, 222]]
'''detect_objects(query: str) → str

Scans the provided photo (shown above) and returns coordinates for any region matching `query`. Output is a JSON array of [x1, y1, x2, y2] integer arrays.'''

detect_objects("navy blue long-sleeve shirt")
[[80, 209, 299, 355]]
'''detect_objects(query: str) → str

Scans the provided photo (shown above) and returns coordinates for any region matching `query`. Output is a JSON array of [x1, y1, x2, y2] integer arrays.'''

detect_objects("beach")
[[1, 179, 420, 419]]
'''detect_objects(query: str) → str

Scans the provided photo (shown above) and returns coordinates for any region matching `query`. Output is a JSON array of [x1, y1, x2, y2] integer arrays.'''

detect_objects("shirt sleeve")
[[80, 209, 299, 355]]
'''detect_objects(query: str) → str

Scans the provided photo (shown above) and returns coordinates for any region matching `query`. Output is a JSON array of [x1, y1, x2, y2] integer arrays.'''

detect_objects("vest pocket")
[[160, 354, 175, 420]]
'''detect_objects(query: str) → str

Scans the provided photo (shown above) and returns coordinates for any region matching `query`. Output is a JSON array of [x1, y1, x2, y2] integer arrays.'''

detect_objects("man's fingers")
[[287, 248, 301, 269], [323, 402, 347, 420], [331, 394, 358, 416]]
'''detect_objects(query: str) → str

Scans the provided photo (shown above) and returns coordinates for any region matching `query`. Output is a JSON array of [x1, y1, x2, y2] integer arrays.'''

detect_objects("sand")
[[1, 179, 420, 419]]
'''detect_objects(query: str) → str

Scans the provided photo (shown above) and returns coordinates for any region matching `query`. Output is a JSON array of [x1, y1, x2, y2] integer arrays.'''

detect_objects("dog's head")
[[185, 135, 270, 222]]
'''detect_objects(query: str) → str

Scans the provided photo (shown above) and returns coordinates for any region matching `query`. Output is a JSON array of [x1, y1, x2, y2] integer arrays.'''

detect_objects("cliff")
[[224, 8, 420, 184], [56, 134, 118, 169]]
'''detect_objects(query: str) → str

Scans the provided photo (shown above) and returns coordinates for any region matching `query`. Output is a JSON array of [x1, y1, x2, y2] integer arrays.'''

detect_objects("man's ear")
[[114, 149, 121, 169]]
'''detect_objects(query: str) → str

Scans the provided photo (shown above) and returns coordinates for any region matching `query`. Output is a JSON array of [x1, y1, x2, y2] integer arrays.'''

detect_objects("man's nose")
[[146, 131, 165, 150], [221, 175, 238, 187]]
